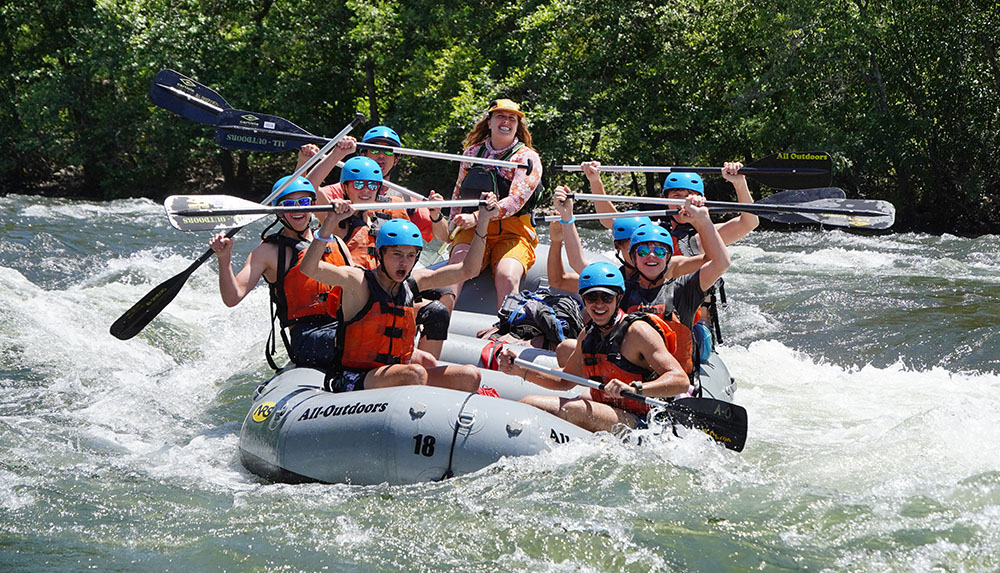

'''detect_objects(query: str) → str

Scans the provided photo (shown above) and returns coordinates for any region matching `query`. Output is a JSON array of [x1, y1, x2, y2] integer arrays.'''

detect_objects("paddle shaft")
[[173, 198, 481, 218], [569, 193, 887, 217], [554, 164, 827, 175], [513, 358, 671, 409], [219, 123, 535, 174]]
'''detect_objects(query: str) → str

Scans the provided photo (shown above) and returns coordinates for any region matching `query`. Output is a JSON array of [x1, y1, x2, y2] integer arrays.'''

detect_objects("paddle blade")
[[214, 109, 324, 152], [109, 265, 195, 340], [658, 398, 748, 452], [743, 151, 833, 189], [165, 195, 267, 232], [758, 187, 845, 205], [762, 198, 896, 229], [149, 69, 229, 124]]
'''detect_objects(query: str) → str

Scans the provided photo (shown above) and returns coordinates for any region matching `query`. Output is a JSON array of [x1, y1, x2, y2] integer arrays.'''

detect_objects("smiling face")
[[488, 111, 519, 146], [379, 245, 421, 282], [277, 191, 314, 232], [581, 289, 620, 327], [344, 179, 382, 203], [631, 241, 670, 279]]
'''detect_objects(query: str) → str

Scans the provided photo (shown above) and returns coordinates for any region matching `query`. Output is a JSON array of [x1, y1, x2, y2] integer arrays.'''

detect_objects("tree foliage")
[[1, 0, 997, 233]]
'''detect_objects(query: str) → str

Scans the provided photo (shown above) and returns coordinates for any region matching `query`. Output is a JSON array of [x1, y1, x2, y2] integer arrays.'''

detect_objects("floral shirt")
[[450, 138, 543, 219]]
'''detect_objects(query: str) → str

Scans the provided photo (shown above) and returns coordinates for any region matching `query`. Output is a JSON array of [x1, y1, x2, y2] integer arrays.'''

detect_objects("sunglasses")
[[635, 245, 669, 258], [351, 180, 381, 191], [364, 148, 394, 156], [582, 291, 617, 304], [277, 197, 314, 207]]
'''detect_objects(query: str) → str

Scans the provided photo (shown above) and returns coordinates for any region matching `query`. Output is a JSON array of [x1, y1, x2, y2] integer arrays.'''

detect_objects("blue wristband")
[[559, 216, 576, 225], [313, 231, 335, 243]]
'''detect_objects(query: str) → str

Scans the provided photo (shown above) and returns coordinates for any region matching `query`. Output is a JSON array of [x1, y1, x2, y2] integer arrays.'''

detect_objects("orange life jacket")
[[336, 269, 417, 371], [581, 311, 677, 416], [263, 233, 349, 326], [620, 283, 696, 374]]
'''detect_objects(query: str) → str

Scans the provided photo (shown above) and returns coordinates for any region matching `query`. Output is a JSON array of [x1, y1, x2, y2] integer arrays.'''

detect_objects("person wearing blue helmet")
[[209, 175, 353, 370], [619, 197, 730, 375], [300, 193, 499, 393], [497, 262, 689, 432], [296, 127, 448, 246]]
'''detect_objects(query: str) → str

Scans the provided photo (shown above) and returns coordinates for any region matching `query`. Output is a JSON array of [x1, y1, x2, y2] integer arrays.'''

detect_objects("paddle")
[[214, 108, 535, 175], [148, 68, 230, 123], [164, 194, 482, 232], [110, 73, 366, 339], [554, 152, 832, 189], [513, 358, 748, 452], [569, 192, 890, 216], [535, 198, 894, 230]]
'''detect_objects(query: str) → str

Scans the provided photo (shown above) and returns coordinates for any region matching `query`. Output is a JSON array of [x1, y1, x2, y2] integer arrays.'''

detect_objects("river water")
[[1, 193, 998, 571]]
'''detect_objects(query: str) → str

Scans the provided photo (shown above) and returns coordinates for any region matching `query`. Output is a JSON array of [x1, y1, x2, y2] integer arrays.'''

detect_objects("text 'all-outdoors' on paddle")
[[164, 194, 483, 232], [214, 108, 535, 175], [513, 358, 748, 452], [553, 152, 832, 190]]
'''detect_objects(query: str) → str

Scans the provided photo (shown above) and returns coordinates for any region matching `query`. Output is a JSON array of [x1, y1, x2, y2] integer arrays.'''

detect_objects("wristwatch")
[[630, 380, 644, 395]]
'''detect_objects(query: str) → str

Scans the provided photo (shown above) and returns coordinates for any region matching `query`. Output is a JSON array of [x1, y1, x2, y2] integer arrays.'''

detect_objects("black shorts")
[[324, 369, 367, 393]]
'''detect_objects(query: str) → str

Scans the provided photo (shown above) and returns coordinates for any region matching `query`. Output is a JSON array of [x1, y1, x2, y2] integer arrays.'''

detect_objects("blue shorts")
[[289, 321, 339, 370]]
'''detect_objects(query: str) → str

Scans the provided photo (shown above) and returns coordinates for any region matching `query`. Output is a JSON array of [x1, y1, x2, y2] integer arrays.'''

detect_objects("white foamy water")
[[1, 194, 998, 571]]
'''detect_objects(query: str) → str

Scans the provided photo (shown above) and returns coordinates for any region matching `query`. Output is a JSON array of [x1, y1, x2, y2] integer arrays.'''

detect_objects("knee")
[[401, 364, 428, 386], [416, 301, 451, 340], [555, 339, 577, 367]]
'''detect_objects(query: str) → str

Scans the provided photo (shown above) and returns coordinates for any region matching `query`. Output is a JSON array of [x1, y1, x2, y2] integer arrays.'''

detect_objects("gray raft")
[[238, 243, 737, 485]]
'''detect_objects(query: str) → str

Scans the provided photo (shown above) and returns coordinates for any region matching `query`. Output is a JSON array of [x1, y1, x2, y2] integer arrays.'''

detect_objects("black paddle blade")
[[657, 397, 748, 452], [762, 198, 896, 229], [214, 109, 325, 152], [744, 151, 833, 189], [109, 264, 196, 340], [758, 187, 845, 205], [149, 69, 229, 124]]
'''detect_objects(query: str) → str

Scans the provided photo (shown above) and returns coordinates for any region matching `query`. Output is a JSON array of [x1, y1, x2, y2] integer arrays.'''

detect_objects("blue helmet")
[[612, 212, 653, 241], [270, 175, 315, 205], [362, 125, 401, 147], [578, 262, 625, 296], [629, 224, 672, 254], [662, 172, 704, 196], [340, 156, 383, 184], [376, 219, 423, 249]]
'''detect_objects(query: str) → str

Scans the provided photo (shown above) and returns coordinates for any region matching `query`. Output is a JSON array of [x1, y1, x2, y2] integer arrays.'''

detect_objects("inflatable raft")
[[238, 244, 738, 485]]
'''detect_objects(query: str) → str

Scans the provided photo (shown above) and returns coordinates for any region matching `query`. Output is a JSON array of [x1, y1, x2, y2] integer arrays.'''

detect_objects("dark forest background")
[[1, 0, 998, 234]]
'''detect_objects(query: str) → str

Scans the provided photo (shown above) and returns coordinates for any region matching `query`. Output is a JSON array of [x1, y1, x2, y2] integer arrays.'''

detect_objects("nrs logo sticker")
[[252, 402, 276, 422]]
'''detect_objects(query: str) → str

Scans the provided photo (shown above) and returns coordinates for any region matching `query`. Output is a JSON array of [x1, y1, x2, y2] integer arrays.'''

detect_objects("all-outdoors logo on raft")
[[298, 401, 389, 421], [252, 402, 276, 422]]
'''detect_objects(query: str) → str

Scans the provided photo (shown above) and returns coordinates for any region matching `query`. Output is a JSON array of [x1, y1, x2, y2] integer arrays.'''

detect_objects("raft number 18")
[[413, 434, 436, 456]]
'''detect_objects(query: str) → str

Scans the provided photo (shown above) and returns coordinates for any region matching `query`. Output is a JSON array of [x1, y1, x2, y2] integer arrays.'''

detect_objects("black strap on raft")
[[437, 392, 476, 481]]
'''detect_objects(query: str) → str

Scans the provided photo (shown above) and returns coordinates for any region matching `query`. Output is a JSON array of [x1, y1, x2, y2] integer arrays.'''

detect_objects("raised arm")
[[209, 233, 273, 307], [679, 196, 731, 291], [300, 201, 364, 290], [553, 186, 588, 273], [582, 161, 618, 230], [714, 161, 759, 245], [415, 194, 498, 289], [296, 138, 357, 191], [546, 219, 580, 293]]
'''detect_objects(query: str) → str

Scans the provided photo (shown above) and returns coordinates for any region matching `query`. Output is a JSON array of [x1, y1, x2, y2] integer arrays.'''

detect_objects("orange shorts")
[[450, 214, 538, 274]]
